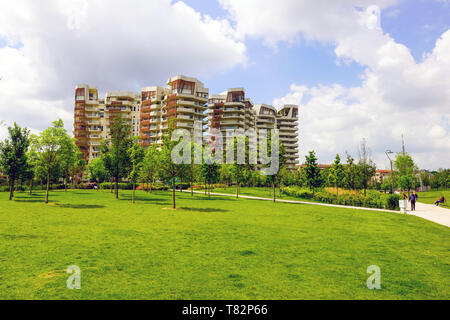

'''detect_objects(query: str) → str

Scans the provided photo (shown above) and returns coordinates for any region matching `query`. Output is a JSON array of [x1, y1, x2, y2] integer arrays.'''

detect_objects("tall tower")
[[74, 85, 100, 162]]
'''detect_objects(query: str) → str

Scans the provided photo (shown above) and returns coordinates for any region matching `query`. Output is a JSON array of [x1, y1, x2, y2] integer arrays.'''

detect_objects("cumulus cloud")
[[221, 0, 450, 170], [0, 0, 246, 136]]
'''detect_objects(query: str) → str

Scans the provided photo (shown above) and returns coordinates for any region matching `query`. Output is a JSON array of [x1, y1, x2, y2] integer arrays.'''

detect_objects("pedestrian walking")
[[409, 192, 416, 211]]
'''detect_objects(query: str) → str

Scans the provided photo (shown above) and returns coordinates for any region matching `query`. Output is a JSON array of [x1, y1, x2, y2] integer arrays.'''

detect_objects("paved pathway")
[[192, 191, 450, 228], [409, 202, 450, 228]]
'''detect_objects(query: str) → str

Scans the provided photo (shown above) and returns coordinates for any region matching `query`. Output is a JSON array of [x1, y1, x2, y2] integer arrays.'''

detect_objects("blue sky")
[[183, 0, 450, 104]]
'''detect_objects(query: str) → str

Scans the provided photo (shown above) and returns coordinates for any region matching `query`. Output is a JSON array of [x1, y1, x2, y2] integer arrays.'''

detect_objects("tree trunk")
[[132, 182, 136, 204], [191, 180, 194, 196], [205, 180, 207, 196], [272, 177, 276, 203], [236, 181, 239, 199], [29, 178, 33, 195], [45, 171, 50, 204], [115, 176, 119, 199], [64, 176, 67, 192], [9, 176, 15, 200], [172, 176, 176, 209], [150, 180, 153, 193]]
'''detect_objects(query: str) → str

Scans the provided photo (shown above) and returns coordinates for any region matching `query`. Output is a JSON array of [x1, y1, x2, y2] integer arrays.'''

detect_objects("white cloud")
[[221, 0, 450, 170], [0, 0, 246, 136]]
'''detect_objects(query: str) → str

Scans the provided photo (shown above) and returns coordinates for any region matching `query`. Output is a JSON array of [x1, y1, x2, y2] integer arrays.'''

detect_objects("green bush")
[[282, 186, 314, 199], [99, 182, 134, 190], [282, 186, 400, 211]]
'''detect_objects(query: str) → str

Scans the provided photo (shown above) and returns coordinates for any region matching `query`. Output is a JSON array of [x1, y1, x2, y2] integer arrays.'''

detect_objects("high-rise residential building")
[[207, 88, 257, 159], [140, 76, 209, 146], [74, 75, 299, 168], [277, 105, 299, 170], [74, 85, 101, 162], [140, 86, 170, 147], [164, 75, 209, 133], [104, 91, 141, 139]]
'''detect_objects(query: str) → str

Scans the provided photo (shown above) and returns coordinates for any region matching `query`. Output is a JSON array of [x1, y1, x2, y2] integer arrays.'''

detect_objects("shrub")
[[99, 182, 134, 190], [136, 183, 169, 191], [282, 185, 400, 211], [282, 186, 314, 199], [382, 194, 401, 210]]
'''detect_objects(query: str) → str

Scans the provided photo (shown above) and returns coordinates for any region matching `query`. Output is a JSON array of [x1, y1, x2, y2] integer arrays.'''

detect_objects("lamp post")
[[385, 150, 394, 194]]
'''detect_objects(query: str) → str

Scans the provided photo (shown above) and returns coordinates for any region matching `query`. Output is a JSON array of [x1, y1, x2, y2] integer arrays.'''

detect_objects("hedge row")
[[282, 186, 401, 211]]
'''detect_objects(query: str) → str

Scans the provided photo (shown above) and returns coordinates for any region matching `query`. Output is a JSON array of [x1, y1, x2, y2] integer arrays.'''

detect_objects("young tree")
[[304, 151, 321, 194], [263, 131, 286, 202], [68, 150, 85, 187], [356, 139, 376, 197], [60, 137, 79, 191], [100, 114, 132, 199], [344, 152, 357, 190], [394, 152, 418, 195], [0, 123, 30, 200], [128, 138, 145, 203], [87, 158, 110, 188], [158, 123, 182, 209], [26, 136, 40, 195], [328, 154, 345, 195], [220, 164, 233, 188], [32, 119, 70, 204], [200, 154, 220, 198], [140, 143, 159, 193]]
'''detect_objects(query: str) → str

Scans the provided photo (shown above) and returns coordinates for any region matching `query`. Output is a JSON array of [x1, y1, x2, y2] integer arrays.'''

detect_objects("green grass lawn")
[[417, 190, 450, 209], [0, 189, 449, 300]]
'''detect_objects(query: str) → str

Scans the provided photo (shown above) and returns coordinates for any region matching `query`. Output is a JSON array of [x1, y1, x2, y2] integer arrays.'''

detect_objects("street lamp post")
[[385, 150, 394, 194]]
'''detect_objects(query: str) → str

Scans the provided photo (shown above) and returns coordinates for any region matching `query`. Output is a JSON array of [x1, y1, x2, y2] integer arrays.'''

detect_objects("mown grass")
[[417, 190, 450, 209], [0, 189, 449, 300]]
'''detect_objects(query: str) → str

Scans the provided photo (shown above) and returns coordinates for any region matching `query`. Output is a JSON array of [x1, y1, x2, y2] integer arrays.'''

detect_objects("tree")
[[68, 150, 85, 187], [128, 138, 145, 203], [60, 137, 79, 191], [220, 164, 233, 187], [356, 139, 376, 197], [328, 154, 345, 195], [344, 152, 357, 190], [263, 130, 286, 202], [140, 143, 160, 193], [304, 151, 321, 193], [200, 154, 220, 198], [394, 153, 418, 195], [158, 123, 182, 209], [430, 173, 441, 190], [0, 123, 30, 200], [87, 158, 110, 187], [100, 114, 132, 199], [420, 171, 431, 189], [26, 135, 40, 195], [31, 119, 69, 204]]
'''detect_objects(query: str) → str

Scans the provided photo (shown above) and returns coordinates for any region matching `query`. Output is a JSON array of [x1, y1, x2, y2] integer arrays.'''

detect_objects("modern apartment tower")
[[74, 85, 101, 162], [207, 88, 257, 152], [104, 91, 141, 139], [277, 105, 299, 170], [140, 86, 170, 147], [74, 75, 299, 168]]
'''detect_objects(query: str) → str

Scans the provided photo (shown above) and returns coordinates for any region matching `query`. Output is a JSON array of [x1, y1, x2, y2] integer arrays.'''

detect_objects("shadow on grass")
[[13, 199, 58, 204], [58, 204, 105, 209], [189, 195, 236, 202], [118, 196, 168, 203], [180, 207, 229, 213]]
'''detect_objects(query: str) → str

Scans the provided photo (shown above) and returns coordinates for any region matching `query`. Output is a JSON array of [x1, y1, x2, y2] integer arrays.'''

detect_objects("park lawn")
[[0, 189, 449, 300], [417, 190, 450, 209]]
